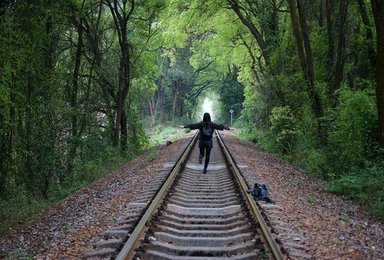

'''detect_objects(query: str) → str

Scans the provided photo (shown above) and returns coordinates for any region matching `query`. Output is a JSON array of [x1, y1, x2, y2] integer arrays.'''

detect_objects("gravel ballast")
[[1, 131, 383, 259]]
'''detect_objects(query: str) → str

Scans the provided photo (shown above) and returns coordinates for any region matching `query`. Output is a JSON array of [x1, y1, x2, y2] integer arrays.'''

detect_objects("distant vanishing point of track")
[[86, 131, 285, 260]]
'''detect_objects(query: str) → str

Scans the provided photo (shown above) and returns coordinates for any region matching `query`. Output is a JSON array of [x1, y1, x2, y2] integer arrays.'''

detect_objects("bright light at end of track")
[[202, 98, 214, 120]]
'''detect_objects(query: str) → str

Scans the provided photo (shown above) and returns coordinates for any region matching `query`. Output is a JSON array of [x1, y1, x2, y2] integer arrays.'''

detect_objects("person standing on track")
[[184, 113, 229, 174]]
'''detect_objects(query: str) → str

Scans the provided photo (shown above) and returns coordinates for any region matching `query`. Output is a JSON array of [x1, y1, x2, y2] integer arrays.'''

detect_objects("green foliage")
[[328, 174, 367, 200], [339, 214, 352, 223], [0, 139, 139, 234], [328, 88, 378, 172], [48, 144, 130, 202], [216, 68, 244, 125], [146, 122, 187, 146], [328, 162, 384, 220], [0, 0, 165, 236], [164, 0, 384, 222], [147, 150, 162, 161], [269, 106, 299, 155], [0, 190, 48, 235], [1, 0, 383, 237], [128, 108, 151, 151], [7, 251, 33, 260], [307, 195, 317, 204], [242, 85, 270, 129], [299, 147, 327, 177]]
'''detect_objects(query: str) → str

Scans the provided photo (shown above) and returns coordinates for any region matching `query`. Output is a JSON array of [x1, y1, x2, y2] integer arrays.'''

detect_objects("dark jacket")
[[185, 121, 227, 148], [185, 121, 226, 135]]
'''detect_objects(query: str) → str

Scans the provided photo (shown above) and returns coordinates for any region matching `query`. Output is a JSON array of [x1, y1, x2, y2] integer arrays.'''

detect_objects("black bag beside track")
[[248, 183, 272, 202]]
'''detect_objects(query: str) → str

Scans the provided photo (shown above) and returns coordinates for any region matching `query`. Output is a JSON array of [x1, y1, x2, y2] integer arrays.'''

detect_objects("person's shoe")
[[199, 156, 203, 164], [203, 168, 207, 174]]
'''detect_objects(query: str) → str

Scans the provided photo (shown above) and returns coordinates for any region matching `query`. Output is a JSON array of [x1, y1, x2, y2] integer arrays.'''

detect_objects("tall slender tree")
[[371, 0, 384, 147], [104, 0, 134, 149], [287, 0, 324, 142]]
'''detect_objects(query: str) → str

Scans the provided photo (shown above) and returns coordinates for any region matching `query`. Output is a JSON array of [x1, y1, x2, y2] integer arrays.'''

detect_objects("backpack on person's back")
[[201, 123, 213, 140]]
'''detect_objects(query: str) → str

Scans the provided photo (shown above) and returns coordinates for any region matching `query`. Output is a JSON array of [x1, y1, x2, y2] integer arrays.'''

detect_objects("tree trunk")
[[371, 0, 384, 147], [114, 48, 127, 147], [172, 83, 179, 123], [288, 0, 324, 142], [241, 37, 267, 95], [319, 0, 324, 27], [297, 0, 315, 88], [119, 48, 130, 150], [358, 0, 375, 68], [120, 109, 128, 150], [331, 0, 349, 97], [114, 82, 123, 147], [325, 0, 335, 80], [359, 0, 373, 40], [287, 0, 307, 76], [148, 96, 156, 125], [83, 2, 117, 144], [159, 85, 165, 123], [68, 17, 83, 174], [179, 97, 184, 118], [106, 0, 134, 150], [25, 77, 34, 191], [71, 19, 83, 138], [229, 0, 269, 65]]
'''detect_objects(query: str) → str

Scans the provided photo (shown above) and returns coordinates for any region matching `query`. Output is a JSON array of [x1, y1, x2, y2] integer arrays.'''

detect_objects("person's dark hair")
[[203, 112, 211, 122]]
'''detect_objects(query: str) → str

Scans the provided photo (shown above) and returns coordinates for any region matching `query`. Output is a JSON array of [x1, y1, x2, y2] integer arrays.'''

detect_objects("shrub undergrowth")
[[240, 87, 384, 221], [0, 120, 187, 237], [0, 145, 132, 236]]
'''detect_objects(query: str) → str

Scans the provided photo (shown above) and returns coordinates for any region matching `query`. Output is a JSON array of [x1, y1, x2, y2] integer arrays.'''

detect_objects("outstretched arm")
[[211, 122, 230, 130], [184, 122, 202, 130]]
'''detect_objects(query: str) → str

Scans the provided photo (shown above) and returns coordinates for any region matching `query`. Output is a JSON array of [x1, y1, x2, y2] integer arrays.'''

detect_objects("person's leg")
[[203, 147, 211, 173], [199, 147, 204, 164]]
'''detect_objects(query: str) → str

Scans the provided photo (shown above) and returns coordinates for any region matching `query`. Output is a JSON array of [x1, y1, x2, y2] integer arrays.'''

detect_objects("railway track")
[[87, 131, 285, 259]]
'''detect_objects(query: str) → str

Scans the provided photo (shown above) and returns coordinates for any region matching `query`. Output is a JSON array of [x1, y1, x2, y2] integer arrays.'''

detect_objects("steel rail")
[[216, 131, 285, 260], [116, 131, 199, 260]]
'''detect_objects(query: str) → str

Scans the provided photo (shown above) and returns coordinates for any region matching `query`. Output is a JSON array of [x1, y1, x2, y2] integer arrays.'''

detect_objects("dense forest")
[[1, 0, 384, 232]]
